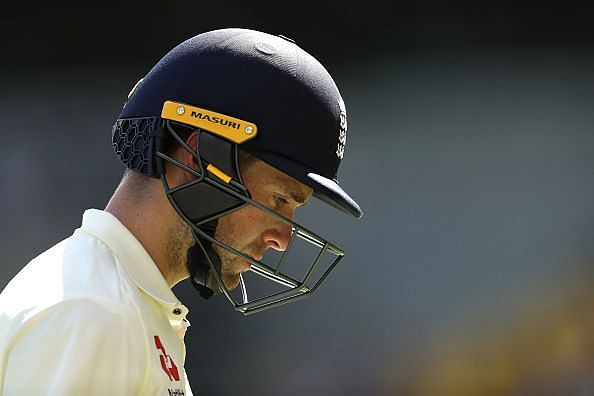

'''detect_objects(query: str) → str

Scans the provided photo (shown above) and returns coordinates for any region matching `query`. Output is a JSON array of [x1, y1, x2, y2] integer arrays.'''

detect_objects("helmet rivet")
[[245, 126, 253, 134], [176, 106, 185, 115]]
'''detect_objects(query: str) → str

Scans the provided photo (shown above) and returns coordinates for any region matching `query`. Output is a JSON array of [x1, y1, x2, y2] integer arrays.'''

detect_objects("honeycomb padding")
[[112, 117, 160, 177]]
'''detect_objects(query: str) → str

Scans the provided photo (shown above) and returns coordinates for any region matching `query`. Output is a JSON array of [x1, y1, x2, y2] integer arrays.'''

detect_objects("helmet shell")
[[119, 28, 361, 218]]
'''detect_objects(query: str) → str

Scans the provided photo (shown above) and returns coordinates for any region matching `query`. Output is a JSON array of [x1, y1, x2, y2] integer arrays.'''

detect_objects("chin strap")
[[187, 220, 222, 300], [186, 219, 249, 304]]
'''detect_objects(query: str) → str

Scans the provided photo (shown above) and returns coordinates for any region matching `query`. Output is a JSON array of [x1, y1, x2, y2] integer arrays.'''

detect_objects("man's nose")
[[262, 221, 293, 251]]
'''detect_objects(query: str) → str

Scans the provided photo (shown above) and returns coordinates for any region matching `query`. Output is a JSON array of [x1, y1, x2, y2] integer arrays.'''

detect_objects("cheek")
[[216, 205, 266, 243]]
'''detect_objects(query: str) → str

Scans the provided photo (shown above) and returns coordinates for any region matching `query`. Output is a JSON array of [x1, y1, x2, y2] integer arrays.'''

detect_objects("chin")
[[222, 273, 241, 290]]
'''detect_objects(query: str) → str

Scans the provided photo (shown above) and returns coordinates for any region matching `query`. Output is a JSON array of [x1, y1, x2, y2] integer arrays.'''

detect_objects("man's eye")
[[274, 195, 289, 206]]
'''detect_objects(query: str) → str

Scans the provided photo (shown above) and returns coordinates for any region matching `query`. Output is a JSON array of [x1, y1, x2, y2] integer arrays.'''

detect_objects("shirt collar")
[[77, 209, 188, 317]]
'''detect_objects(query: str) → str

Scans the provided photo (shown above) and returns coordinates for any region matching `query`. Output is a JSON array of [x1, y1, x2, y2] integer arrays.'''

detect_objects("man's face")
[[212, 158, 313, 290]]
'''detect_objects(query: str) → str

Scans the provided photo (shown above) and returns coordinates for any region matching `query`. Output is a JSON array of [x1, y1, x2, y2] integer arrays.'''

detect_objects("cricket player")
[[0, 28, 362, 395]]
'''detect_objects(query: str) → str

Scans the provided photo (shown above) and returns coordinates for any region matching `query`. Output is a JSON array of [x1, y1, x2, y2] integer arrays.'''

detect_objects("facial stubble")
[[165, 216, 194, 286], [213, 216, 264, 290]]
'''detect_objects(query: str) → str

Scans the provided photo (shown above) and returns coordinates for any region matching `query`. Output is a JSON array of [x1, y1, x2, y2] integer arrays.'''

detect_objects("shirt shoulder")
[[1, 297, 150, 395], [0, 230, 138, 326]]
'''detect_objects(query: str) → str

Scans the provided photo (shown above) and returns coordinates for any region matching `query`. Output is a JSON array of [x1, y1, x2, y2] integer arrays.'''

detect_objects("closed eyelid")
[[275, 195, 289, 204], [276, 192, 303, 207], [278, 189, 311, 205]]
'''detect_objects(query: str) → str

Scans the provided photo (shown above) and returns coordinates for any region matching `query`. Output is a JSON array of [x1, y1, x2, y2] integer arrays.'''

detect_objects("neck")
[[105, 175, 190, 287]]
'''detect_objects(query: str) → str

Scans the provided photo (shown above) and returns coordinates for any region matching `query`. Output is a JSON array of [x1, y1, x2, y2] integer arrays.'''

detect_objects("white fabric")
[[0, 209, 193, 396]]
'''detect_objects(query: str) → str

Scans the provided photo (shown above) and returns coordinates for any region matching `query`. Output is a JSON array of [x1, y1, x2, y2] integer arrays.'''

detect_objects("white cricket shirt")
[[0, 209, 193, 395]]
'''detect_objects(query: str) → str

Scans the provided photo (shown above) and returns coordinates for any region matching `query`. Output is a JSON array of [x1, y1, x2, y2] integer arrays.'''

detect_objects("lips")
[[243, 249, 263, 262], [241, 253, 263, 272], [247, 255, 261, 265]]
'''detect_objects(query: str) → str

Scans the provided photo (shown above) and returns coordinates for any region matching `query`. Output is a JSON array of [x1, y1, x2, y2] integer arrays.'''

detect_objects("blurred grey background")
[[2, 2, 594, 395]]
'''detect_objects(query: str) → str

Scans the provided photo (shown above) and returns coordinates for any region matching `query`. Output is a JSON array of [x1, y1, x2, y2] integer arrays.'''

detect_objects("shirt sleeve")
[[2, 298, 148, 396]]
